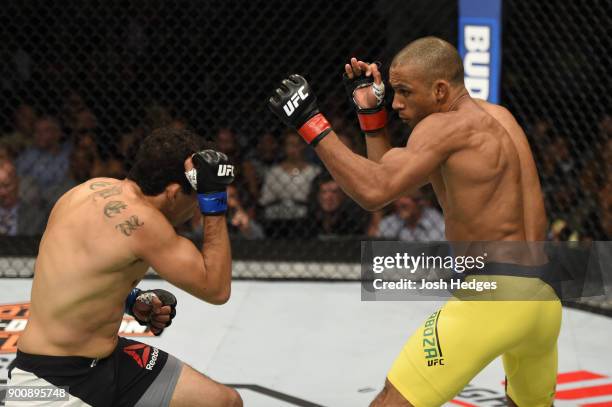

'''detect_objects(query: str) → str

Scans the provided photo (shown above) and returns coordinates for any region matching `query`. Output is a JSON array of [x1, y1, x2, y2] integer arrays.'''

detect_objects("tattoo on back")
[[104, 201, 127, 218], [94, 185, 122, 200], [115, 215, 144, 236], [90, 181, 112, 190]]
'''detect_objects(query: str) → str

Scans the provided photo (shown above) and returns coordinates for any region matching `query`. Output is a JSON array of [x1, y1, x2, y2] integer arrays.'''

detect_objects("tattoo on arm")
[[94, 185, 123, 200], [115, 215, 144, 236], [90, 181, 113, 190], [104, 201, 127, 218]]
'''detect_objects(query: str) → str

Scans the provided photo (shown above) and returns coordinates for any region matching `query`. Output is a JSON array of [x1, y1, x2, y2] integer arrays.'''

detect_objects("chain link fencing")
[[0, 0, 609, 311]]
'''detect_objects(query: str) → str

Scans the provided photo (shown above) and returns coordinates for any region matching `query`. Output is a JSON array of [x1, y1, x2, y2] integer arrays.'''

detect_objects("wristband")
[[297, 113, 332, 146], [125, 288, 141, 316], [198, 191, 228, 215], [358, 109, 388, 134]]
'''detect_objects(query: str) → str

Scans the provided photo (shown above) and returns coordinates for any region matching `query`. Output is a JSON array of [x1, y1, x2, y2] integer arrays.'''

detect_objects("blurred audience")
[[0, 159, 46, 236], [259, 130, 321, 238], [308, 172, 368, 238], [215, 127, 257, 211], [0, 97, 606, 244], [226, 184, 265, 239], [181, 184, 264, 243], [243, 131, 280, 201], [1, 103, 38, 156], [61, 90, 88, 133], [16, 116, 72, 195], [374, 189, 445, 241], [43, 146, 97, 211]]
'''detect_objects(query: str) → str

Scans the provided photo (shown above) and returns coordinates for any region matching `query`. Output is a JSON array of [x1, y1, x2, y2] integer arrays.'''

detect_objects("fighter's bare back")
[[19, 179, 156, 358], [424, 97, 546, 242]]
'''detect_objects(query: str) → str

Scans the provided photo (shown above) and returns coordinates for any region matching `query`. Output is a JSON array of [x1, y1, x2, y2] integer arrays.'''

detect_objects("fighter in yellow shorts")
[[267, 36, 560, 406], [389, 282, 561, 406]]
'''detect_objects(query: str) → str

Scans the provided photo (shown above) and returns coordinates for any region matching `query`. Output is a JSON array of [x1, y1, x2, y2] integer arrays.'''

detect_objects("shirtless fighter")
[[268, 37, 561, 406], [7, 127, 242, 406]]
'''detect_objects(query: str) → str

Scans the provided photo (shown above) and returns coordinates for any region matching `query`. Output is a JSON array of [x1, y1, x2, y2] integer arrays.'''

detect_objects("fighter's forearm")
[[315, 131, 388, 211], [364, 128, 392, 163], [200, 215, 232, 304]]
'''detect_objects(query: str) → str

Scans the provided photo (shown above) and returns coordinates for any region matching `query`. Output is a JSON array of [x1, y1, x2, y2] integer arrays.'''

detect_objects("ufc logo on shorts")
[[283, 86, 308, 116], [217, 164, 234, 177]]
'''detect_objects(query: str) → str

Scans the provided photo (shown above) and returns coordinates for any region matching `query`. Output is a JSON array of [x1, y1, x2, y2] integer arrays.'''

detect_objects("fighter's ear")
[[165, 183, 182, 202], [433, 80, 451, 103]]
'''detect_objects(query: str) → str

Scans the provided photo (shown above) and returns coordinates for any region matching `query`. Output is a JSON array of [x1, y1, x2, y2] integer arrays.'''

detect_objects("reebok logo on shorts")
[[123, 343, 159, 370]]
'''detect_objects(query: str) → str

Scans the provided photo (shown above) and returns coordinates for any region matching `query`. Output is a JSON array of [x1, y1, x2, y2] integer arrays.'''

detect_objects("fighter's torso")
[[427, 99, 544, 243], [19, 178, 150, 358]]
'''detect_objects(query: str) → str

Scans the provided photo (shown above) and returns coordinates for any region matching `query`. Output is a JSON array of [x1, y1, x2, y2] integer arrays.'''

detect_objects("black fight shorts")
[[6, 337, 182, 406]]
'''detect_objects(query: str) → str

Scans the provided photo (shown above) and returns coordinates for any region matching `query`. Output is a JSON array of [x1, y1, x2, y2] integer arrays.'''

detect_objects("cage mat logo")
[[0, 302, 153, 354], [448, 370, 612, 406]]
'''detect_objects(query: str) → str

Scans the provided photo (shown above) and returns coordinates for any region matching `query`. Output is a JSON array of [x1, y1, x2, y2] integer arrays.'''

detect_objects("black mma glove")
[[268, 74, 332, 146], [185, 150, 235, 215], [343, 62, 388, 133], [125, 288, 177, 336]]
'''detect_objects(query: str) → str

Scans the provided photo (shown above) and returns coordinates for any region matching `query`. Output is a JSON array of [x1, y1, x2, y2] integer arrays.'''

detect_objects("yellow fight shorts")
[[388, 276, 562, 407]]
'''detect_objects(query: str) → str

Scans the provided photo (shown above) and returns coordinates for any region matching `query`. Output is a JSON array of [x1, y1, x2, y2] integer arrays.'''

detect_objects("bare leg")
[[170, 363, 242, 407], [370, 379, 414, 407]]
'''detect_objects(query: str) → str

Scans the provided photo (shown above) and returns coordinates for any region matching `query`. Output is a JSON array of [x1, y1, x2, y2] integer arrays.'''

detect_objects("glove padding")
[[185, 150, 235, 215], [268, 74, 332, 146], [126, 288, 177, 336], [343, 62, 388, 133]]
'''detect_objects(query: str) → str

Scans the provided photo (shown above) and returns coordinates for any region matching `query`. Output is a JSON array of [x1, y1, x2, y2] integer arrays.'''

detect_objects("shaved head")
[[391, 36, 464, 85]]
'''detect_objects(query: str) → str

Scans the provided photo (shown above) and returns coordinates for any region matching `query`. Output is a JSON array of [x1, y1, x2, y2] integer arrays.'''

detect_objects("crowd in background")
[[0, 96, 610, 242]]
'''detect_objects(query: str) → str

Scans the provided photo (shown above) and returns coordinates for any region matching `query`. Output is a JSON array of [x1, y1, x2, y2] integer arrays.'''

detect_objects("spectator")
[[74, 129, 125, 180], [538, 136, 580, 225], [577, 126, 611, 238], [0, 159, 46, 236], [226, 184, 265, 239], [259, 130, 321, 238], [0, 145, 10, 161], [181, 185, 264, 243], [60, 90, 88, 134], [309, 172, 368, 238], [16, 116, 72, 194], [375, 189, 445, 241], [118, 128, 146, 172], [43, 146, 97, 211], [243, 131, 280, 201], [1, 103, 37, 156], [215, 127, 257, 210]]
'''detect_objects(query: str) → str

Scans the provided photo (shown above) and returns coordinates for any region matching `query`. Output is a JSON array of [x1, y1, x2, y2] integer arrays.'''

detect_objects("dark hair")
[[127, 127, 204, 195]]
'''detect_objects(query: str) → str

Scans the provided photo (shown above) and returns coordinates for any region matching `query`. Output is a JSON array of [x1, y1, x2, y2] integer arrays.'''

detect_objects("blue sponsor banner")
[[458, 0, 502, 103]]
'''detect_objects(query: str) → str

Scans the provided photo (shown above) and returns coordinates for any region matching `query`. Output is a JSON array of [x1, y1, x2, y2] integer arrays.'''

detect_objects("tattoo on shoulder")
[[90, 181, 113, 190], [93, 185, 123, 200], [104, 201, 127, 218], [115, 215, 144, 236]]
